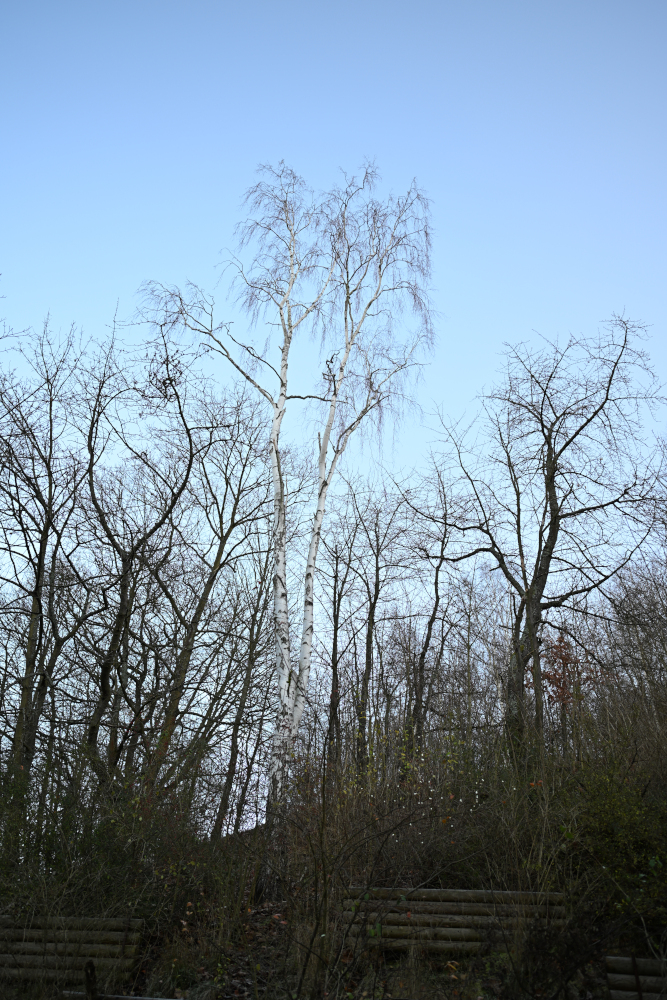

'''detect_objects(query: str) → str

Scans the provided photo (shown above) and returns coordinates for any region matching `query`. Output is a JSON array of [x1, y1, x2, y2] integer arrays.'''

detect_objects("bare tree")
[[210, 540, 273, 839], [143, 162, 433, 801], [79, 336, 196, 783], [400, 470, 454, 751], [0, 321, 283, 858], [0, 328, 96, 789], [344, 485, 411, 772], [142, 390, 271, 791], [437, 317, 663, 740], [317, 488, 361, 774]]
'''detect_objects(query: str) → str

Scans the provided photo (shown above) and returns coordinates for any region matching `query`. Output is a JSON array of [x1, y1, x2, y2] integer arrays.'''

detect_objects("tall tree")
[[80, 335, 196, 783], [438, 317, 662, 740], [144, 163, 433, 800], [0, 329, 89, 784]]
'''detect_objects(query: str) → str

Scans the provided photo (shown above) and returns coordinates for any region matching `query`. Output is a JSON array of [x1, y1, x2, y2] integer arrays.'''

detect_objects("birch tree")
[[144, 162, 432, 801]]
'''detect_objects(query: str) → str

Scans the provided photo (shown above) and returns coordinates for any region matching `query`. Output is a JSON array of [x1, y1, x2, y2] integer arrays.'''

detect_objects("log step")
[[0, 929, 141, 945], [365, 938, 482, 953], [606, 958, 667, 978], [609, 993, 667, 1000], [344, 900, 564, 919], [0, 917, 143, 932], [350, 924, 484, 941], [0, 942, 137, 958], [62, 994, 169, 999], [0, 918, 145, 981], [343, 910, 559, 928], [345, 888, 565, 954], [0, 954, 135, 970], [349, 887, 563, 904], [607, 974, 667, 994], [604, 957, 667, 999]]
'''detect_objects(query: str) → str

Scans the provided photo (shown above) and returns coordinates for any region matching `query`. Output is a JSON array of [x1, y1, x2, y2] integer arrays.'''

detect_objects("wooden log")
[[349, 924, 482, 942], [0, 955, 134, 970], [607, 974, 667, 994], [0, 929, 141, 945], [61, 993, 170, 999], [349, 923, 484, 941], [366, 938, 482, 953], [609, 993, 667, 1000], [61, 994, 169, 999], [0, 967, 63, 980], [349, 887, 563, 904], [19, 918, 144, 932], [0, 917, 143, 933], [383, 926, 482, 941], [606, 959, 667, 978], [344, 910, 551, 929], [0, 942, 137, 958], [343, 899, 565, 918], [344, 910, 566, 931], [0, 967, 137, 985], [344, 910, 497, 927]]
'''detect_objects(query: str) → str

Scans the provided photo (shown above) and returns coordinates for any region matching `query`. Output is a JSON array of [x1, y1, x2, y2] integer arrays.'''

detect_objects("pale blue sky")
[[1, 0, 666, 461]]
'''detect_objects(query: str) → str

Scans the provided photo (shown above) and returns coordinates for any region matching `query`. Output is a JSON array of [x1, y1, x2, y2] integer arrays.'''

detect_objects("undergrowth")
[[2, 718, 665, 999]]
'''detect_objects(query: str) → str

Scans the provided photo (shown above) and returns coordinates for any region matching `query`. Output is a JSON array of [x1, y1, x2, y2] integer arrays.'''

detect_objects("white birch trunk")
[[267, 329, 294, 801], [290, 342, 354, 739], [291, 442, 334, 740], [275, 309, 386, 779]]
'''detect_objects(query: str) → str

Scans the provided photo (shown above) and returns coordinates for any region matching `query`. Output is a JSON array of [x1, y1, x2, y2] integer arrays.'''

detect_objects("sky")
[[1, 0, 666, 466]]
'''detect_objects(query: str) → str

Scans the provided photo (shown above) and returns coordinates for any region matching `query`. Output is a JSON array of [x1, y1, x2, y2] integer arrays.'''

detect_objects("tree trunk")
[[212, 580, 268, 839], [12, 524, 50, 775]]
